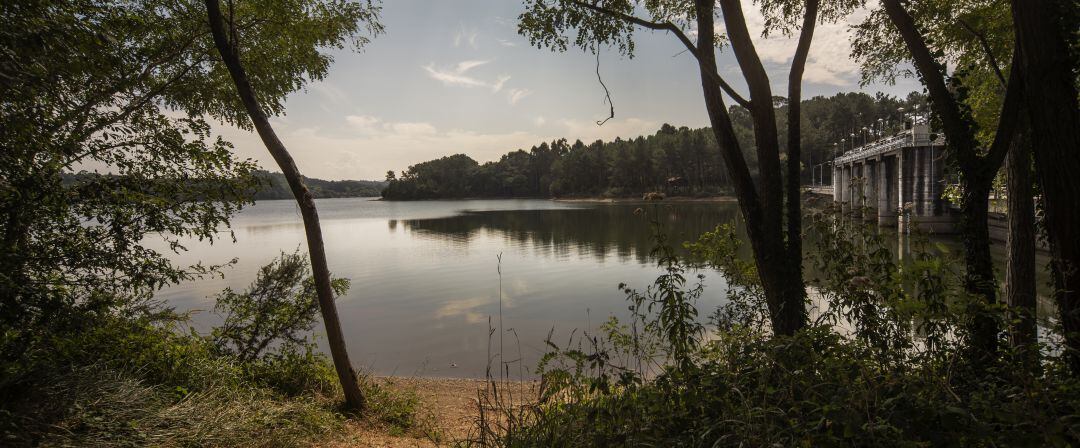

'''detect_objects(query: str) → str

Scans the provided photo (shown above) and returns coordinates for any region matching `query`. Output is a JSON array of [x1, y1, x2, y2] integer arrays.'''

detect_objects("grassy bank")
[[0, 315, 426, 447], [457, 208, 1080, 447]]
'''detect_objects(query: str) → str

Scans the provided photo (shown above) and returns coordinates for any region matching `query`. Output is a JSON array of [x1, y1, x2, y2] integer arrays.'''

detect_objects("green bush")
[[0, 252, 419, 446], [469, 208, 1080, 447]]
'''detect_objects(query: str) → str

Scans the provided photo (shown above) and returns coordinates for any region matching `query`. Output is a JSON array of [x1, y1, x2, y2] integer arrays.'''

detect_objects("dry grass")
[[324, 377, 538, 448], [9, 365, 342, 448], [4, 364, 541, 447]]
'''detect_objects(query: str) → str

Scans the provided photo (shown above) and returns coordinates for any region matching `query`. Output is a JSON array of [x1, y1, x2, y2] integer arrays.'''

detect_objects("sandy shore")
[[323, 377, 539, 448], [555, 196, 738, 203]]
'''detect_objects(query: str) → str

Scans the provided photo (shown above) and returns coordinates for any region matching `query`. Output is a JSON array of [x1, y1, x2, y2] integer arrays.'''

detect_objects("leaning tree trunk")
[[204, 0, 365, 410], [1011, 0, 1080, 376], [1005, 124, 1037, 368]]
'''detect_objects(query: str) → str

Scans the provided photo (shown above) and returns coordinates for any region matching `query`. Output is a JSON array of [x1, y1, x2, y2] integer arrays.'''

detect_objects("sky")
[[216, 0, 921, 181]]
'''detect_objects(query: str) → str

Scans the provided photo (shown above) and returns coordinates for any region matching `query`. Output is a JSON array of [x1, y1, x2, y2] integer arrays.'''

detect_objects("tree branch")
[[983, 57, 1022, 174], [785, 0, 820, 262], [568, 0, 751, 108], [881, 0, 979, 168], [594, 46, 614, 125], [958, 18, 1007, 88]]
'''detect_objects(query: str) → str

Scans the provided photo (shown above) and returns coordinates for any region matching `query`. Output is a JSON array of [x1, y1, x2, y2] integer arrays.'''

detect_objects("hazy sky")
[[217, 0, 920, 181]]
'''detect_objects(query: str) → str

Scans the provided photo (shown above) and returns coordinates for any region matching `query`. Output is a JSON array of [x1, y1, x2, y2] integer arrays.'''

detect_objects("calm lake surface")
[[154, 198, 738, 378], [154, 198, 1052, 378]]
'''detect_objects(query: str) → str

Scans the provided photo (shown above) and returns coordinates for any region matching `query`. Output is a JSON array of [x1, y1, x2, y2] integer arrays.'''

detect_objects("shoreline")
[[371, 195, 740, 203], [554, 195, 738, 203], [330, 376, 538, 447]]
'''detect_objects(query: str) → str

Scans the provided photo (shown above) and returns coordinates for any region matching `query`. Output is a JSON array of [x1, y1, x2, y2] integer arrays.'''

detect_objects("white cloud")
[[455, 60, 488, 73], [710, 3, 868, 87], [491, 75, 511, 93], [388, 122, 437, 136], [308, 81, 349, 107], [507, 88, 532, 105], [533, 116, 547, 126], [424, 61, 533, 106], [345, 114, 381, 132], [453, 25, 479, 49], [496, 38, 518, 47], [214, 115, 664, 181], [557, 117, 659, 143], [422, 60, 491, 88]]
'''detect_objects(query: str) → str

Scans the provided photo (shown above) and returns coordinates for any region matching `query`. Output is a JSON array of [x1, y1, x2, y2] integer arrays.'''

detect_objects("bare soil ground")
[[321, 377, 538, 448]]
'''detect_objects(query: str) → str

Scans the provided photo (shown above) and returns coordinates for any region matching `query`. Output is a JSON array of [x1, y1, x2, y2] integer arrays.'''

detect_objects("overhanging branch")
[[569, 0, 751, 108], [958, 18, 1007, 88]]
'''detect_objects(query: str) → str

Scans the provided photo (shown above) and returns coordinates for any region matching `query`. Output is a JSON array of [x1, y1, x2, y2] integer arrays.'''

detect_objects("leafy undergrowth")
[[0, 316, 421, 447], [1, 251, 421, 447], [464, 206, 1080, 447]]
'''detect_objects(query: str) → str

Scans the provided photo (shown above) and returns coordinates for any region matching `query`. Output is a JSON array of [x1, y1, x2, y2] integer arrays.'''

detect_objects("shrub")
[[0, 252, 419, 446], [467, 207, 1080, 447]]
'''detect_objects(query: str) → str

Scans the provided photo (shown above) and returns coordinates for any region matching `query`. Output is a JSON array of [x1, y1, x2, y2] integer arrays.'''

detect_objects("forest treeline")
[[247, 170, 385, 200], [4, 0, 1080, 446], [382, 92, 925, 200], [61, 170, 386, 201]]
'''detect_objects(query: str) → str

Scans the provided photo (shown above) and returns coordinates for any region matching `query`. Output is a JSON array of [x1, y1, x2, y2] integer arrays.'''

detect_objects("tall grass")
[[461, 204, 1080, 447]]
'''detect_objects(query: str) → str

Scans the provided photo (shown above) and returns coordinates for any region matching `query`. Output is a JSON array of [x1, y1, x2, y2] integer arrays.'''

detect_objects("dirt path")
[[323, 377, 538, 448]]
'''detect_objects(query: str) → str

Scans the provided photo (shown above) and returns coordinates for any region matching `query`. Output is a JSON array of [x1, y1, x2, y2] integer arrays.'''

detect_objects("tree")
[[0, 0, 262, 366], [1005, 123, 1036, 366], [855, 0, 1021, 363], [203, 0, 377, 410], [213, 251, 350, 363], [518, 0, 859, 335], [1010, 0, 1080, 373]]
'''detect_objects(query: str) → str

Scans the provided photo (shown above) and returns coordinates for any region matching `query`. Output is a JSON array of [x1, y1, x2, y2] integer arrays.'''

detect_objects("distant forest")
[[248, 170, 385, 200], [62, 170, 385, 201], [382, 91, 927, 200]]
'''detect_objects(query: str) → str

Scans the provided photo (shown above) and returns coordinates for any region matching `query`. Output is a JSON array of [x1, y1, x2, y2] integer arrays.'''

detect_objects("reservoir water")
[[153, 198, 737, 378], [153, 197, 1053, 378]]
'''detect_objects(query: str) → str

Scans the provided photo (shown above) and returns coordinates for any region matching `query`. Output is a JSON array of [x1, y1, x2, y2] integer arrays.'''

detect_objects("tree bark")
[[960, 179, 999, 359], [696, 0, 806, 336], [204, 0, 365, 410], [785, 0, 820, 304], [1005, 123, 1037, 367], [1010, 0, 1080, 374]]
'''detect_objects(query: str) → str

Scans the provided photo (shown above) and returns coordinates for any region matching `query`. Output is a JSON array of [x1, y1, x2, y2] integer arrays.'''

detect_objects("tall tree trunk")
[[960, 177, 999, 360], [697, 0, 806, 336], [785, 0, 820, 311], [881, 0, 1020, 366], [1005, 124, 1037, 367], [204, 0, 365, 410], [571, 0, 808, 336], [1011, 0, 1080, 375]]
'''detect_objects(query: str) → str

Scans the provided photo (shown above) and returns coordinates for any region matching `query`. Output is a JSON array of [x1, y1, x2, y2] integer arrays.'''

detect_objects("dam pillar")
[[832, 164, 842, 204], [878, 154, 898, 227], [838, 165, 846, 212], [898, 147, 912, 232], [863, 159, 878, 222], [911, 145, 957, 233]]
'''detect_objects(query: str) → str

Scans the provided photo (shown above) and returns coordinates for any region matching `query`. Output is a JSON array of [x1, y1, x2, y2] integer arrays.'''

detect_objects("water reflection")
[[400, 203, 742, 264], [153, 198, 1053, 378]]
